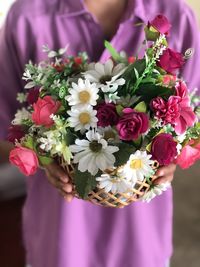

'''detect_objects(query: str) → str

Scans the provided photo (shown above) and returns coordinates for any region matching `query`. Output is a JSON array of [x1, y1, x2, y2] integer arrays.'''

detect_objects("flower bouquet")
[[9, 15, 200, 208]]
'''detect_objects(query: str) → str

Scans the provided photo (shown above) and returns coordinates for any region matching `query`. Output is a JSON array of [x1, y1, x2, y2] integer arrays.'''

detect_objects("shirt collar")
[[58, 0, 148, 23]]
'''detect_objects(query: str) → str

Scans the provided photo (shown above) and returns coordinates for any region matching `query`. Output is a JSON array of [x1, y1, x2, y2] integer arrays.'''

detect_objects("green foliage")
[[104, 41, 124, 63], [38, 155, 53, 166], [114, 143, 136, 166], [134, 101, 147, 113], [73, 169, 97, 199]]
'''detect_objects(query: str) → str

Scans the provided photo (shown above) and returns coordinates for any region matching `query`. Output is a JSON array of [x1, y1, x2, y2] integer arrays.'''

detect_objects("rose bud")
[[7, 125, 26, 143], [27, 88, 40, 105], [157, 48, 185, 74], [9, 146, 39, 176], [151, 133, 178, 166], [32, 95, 61, 127], [96, 102, 119, 127], [145, 14, 171, 41]]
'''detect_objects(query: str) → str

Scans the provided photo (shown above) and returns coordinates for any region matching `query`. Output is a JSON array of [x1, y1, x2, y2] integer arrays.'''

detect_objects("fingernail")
[[63, 184, 72, 193], [60, 176, 69, 183]]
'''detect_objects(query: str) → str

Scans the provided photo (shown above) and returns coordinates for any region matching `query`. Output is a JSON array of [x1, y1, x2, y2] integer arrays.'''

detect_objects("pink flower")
[[9, 146, 39, 176], [157, 48, 185, 74], [151, 133, 178, 166], [151, 96, 180, 125], [27, 88, 40, 105], [162, 75, 176, 87], [174, 97, 196, 134], [175, 141, 200, 169], [7, 125, 26, 143], [32, 96, 61, 127], [175, 81, 188, 98], [116, 108, 149, 141], [149, 14, 171, 35], [96, 102, 119, 127]]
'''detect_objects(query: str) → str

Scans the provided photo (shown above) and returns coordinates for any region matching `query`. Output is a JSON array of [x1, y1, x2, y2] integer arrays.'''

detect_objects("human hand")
[[153, 163, 176, 185], [44, 162, 74, 202]]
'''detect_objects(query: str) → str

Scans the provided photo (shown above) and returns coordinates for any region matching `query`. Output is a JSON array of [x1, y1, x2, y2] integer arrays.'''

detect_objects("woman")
[[0, 0, 199, 266]]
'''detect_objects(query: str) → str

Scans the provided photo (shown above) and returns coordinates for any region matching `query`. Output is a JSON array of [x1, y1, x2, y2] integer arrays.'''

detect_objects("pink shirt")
[[0, 0, 200, 266]]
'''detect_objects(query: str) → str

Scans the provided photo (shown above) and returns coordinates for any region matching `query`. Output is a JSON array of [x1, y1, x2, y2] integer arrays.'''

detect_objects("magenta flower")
[[116, 108, 149, 141], [7, 125, 26, 143], [96, 102, 119, 127], [151, 133, 178, 166], [157, 48, 185, 74], [149, 14, 171, 35]]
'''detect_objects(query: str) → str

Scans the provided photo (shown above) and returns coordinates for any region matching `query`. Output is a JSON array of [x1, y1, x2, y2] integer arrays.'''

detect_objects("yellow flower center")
[[78, 90, 91, 103], [130, 159, 143, 169], [79, 112, 91, 125]]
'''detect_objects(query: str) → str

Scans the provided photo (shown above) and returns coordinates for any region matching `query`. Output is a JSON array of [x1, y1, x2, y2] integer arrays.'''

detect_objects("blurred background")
[[0, 1, 199, 267]]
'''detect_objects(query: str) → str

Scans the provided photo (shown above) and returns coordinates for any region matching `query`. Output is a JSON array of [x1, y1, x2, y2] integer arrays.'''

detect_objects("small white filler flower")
[[67, 105, 98, 132], [141, 182, 171, 203], [12, 108, 31, 125], [65, 78, 99, 108], [69, 130, 119, 175], [84, 59, 126, 93], [123, 150, 154, 185]]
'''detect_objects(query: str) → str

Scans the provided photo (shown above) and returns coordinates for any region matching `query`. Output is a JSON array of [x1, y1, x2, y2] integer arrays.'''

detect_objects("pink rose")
[[162, 74, 176, 87], [27, 88, 40, 105], [7, 125, 26, 143], [174, 97, 196, 134], [149, 14, 171, 35], [9, 146, 39, 176], [151, 96, 180, 125], [151, 133, 178, 166], [32, 96, 61, 127], [157, 48, 185, 74], [116, 108, 149, 141], [96, 102, 119, 127], [175, 141, 200, 169]]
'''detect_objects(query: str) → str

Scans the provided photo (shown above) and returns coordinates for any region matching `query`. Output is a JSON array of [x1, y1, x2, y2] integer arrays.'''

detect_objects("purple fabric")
[[0, 0, 200, 266]]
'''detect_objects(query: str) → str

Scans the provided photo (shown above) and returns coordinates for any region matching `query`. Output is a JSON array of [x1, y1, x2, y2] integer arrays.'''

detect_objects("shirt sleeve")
[[0, 7, 35, 140], [178, 4, 200, 93]]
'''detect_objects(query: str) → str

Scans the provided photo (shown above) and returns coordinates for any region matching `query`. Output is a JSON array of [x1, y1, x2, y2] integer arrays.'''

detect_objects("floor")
[[0, 162, 199, 267]]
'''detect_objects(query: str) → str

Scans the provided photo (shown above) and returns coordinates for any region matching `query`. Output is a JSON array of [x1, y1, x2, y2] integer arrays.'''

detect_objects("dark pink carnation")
[[151, 96, 180, 125], [149, 14, 171, 35], [96, 102, 119, 127], [157, 48, 185, 74], [151, 133, 178, 166], [27, 88, 40, 105], [7, 125, 26, 143], [116, 108, 149, 141]]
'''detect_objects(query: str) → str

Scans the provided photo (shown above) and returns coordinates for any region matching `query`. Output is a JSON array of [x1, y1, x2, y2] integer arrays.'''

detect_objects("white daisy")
[[65, 78, 99, 108], [141, 182, 171, 203], [84, 59, 126, 93], [69, 130, 119, 175], [12, 108, 31, 125], [123, 150, 154, 185], [96, 172, 132, 194], [67, 106, 98, 132]]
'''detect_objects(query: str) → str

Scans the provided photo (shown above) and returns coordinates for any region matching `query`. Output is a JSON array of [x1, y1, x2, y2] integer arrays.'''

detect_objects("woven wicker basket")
[[61, 159, 159, 208]]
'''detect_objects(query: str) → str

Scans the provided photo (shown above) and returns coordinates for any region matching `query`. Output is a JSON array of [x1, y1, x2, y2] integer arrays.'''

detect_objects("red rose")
[[151, 133, 178, 166], [149, 14, 171, 35], [157, 48, 185, 74], [96, 102, 119, 127], [32, 96, 61, 127], [7, 125, 26, 143], [9, 146, 39, 176], [116, 108, 149, 141], [27, 88, 40, 105]]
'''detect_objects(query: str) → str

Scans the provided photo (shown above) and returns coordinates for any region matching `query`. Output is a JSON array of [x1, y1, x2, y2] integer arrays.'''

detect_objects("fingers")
[[153, 163, 176, 185], [45, 162, 74, 202]]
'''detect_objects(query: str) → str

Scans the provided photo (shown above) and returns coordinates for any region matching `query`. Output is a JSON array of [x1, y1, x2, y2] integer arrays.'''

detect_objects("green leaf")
[[73, 169, 97, 199], [116, 105, 124, 116], [104, 41, 121, 62], [134, 101, 147, 113], [23, 136, 35, 150], [38, 155, 53, 166], [136, 83, 175, 103], [114, 143, 136, 166]]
